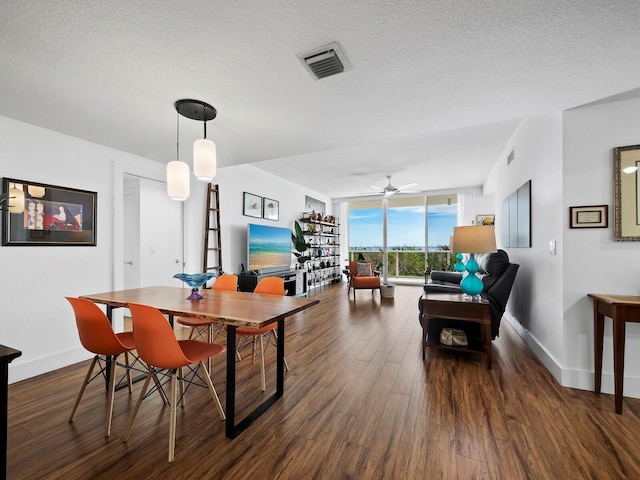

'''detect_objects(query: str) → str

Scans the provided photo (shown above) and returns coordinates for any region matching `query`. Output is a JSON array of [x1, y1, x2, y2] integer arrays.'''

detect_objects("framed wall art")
[[476, 214, 495, 226], [613, 144, 640, 240], [569, 205, 608, 229], [243, 192, 262, 218], [263, 197, 279, 221], [1, 178, 97, 246]]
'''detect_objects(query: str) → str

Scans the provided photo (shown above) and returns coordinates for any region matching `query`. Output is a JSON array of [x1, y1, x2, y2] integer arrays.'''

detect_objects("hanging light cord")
[[176, 110, 180, 161]]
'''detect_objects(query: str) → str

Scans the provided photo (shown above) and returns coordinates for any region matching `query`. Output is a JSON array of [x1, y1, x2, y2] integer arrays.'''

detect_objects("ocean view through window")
[[348, 195, 457, 279]]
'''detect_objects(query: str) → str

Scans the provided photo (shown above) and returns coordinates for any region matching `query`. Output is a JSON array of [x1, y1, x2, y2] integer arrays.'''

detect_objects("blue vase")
[[460, 254, 483, 297]]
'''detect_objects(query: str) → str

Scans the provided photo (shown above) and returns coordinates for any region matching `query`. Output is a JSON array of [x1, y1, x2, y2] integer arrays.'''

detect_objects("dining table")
[[80, 286, 319, 438]]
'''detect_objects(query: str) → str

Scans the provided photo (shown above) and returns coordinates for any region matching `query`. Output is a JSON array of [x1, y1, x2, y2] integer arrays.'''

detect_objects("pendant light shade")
[[8, 186, 25, 213], [27, 185, 45, 198], [167, 160, 190, 201], [193, 137, 216, 181]]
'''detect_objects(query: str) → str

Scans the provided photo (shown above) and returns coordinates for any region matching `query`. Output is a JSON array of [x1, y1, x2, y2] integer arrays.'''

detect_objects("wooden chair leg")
[[199, 361, 225, 420], [260, 335, 266, 391], [69, 356, 98, 422], [168, 370, 178, 462], [125, 369, 153, 441], [105, 356, 118, 436]]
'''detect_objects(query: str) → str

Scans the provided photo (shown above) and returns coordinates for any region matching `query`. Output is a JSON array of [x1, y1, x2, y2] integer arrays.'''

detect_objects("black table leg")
[[1, 345, 22, 480]]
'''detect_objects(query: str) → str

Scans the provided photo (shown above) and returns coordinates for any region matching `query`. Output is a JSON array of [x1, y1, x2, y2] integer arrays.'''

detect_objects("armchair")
[[419, 249, 518, 340], [348, 261, 381, 301]]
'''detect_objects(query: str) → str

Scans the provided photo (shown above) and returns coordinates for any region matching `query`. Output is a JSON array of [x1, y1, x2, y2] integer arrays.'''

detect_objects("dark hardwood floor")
[[7, 284, 640, 479]]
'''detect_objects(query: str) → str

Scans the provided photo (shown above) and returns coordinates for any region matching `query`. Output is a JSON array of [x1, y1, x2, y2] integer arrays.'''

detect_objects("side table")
[[421, 293, 492, 369], [588, 293, 640, 414], [1, 345, 22, 480]]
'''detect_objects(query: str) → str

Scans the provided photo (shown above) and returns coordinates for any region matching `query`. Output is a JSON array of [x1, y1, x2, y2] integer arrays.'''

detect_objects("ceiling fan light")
[[193, 138, 216, 181], [167, 160, 190, 201]]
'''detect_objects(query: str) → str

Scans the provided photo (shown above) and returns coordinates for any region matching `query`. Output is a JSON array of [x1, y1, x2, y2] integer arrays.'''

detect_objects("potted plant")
[[291, 221, 311, 269]]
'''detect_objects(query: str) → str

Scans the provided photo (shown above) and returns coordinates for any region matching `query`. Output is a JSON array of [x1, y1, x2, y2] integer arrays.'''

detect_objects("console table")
[[421, 293, 492, 369], [588, 293, 640, 414], [1, 345, 21, 480]]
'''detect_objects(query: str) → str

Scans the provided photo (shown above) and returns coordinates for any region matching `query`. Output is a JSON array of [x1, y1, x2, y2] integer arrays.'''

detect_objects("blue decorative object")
[[460, 254, 483, 298], [173, 273, 214, 300], [453, 253, 466, 272]]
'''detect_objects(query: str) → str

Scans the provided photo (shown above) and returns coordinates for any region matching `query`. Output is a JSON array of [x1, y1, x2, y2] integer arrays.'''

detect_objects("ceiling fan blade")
[[397, 182, 418, 190], [369, 185, 382, 190]]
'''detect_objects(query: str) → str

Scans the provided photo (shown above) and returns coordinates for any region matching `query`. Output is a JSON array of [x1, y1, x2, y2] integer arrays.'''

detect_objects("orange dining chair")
[[66, 297, 137, 437], [125, 302, 226, 462], [224, 276, 289, 391], [176, 273, 237, 343]]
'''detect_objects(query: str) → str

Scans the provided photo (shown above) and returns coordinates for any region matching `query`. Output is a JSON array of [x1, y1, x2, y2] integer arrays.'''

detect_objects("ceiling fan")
[[368, 175, 419, 197]]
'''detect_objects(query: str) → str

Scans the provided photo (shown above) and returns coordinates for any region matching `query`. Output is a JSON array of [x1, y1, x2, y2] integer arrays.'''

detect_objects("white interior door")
[[123, 174, 182, 289]]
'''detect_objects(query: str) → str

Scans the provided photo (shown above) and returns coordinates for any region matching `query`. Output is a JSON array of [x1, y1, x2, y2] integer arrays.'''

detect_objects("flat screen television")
[[247, 223, 292, 274]]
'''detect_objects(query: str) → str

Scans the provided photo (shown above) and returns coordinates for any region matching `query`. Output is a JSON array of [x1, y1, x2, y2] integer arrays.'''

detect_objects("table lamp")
[[450, 234, 466, 272], [452, 225, 497, 298]]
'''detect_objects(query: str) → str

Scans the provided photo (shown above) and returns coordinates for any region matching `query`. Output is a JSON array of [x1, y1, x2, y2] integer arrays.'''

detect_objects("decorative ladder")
[[202, 183, 223, 276]]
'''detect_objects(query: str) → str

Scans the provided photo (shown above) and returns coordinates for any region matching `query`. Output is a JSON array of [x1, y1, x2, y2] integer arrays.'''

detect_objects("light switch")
[[549, 240, 556, 255]]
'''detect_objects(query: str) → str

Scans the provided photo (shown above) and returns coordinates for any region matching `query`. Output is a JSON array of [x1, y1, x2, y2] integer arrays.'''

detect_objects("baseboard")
[[9, 347, 91, 384], [504, 315, 640, 400]]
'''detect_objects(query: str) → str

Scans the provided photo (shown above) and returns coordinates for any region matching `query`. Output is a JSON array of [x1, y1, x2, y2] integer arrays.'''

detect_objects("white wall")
[[486, 100, 640, 399], [485, 113, 565, 379], [562, 97, 640, 395], [1, 116, 331, 383]]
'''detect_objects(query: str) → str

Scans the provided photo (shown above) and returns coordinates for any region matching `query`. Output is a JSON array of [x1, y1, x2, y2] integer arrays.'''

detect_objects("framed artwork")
[[569, 205, 608, 229], [2, 178, 97, 246], [613, 144, 640, 240], [476, 214, 495, 226], [263, 197, 279, 221], [305, 195, 325, 215], [243, 192, 262, 218]]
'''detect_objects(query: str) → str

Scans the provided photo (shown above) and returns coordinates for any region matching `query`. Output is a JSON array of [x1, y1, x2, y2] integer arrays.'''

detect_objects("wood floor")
[[7, 284, 640, 479]]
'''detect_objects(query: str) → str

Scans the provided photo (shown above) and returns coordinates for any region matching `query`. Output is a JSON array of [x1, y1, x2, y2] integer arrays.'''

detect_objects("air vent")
[[297, 42, 351, 80]]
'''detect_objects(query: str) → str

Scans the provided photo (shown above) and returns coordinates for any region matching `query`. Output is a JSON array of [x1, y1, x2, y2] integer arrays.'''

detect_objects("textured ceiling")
[[1, 1, 640, 198]]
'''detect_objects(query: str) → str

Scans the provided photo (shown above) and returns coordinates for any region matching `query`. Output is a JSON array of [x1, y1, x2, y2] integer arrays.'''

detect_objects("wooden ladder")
[[202, 183, 223, 275]]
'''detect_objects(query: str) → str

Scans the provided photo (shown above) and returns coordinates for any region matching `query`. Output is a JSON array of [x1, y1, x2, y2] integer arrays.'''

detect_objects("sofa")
[[419, 249, 519, 340]]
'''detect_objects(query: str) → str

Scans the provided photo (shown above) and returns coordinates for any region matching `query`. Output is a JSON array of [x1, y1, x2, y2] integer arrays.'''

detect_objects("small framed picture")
[[569, 205, 608, 228], [243, 192, 262, 218], [476, 214, 495, 226], [263, 197, 279, 221]]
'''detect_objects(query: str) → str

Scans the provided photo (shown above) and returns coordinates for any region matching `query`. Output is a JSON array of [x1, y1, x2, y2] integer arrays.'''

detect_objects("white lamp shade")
[[27, 185, 46, 198], [8, 187, 25, 213], [166, 161, 190, 201], [452, 225, 497, 253], [193, 138, 216, 181]]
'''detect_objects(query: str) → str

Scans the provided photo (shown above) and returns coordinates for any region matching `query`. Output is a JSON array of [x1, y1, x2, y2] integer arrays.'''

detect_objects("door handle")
[[124, 260, 133, 265]]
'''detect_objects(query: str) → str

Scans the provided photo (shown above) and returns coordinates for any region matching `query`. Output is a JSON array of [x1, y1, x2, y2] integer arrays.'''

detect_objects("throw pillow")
[[355, 262, 373, 277]]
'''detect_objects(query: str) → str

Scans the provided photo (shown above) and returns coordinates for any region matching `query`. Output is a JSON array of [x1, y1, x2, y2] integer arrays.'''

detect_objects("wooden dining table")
[[80, 286, 319, 438]]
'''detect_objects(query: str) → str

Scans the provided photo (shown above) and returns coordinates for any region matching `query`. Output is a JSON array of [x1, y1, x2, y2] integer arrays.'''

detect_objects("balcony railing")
[[348, 249, 457, 280]]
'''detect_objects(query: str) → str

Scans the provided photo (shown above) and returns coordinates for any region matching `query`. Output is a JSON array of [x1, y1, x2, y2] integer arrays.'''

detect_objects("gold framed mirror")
[[613, 144, 640, 241]]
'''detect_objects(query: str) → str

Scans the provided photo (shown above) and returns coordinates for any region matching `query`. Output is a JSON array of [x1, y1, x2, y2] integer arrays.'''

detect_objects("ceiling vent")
[[297, 42, 351, 80]]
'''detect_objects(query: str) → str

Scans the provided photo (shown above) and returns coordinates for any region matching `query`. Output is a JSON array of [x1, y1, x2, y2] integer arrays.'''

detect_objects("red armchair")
[[348, 261, 381, 301]]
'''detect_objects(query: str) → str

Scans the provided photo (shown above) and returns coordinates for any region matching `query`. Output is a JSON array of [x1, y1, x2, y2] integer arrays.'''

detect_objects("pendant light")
[[167, 107, 190, 201], [177, 99, 217, 181]]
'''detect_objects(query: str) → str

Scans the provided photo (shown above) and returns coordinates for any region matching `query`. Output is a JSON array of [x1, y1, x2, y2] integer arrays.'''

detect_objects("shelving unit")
[[300, 212, 342, 292]]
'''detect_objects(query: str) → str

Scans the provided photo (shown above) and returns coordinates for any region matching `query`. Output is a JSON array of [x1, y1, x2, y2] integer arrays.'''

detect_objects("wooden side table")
[[421, 293, 492, 369], [588, 293, 640, 414], [1, 345, 21, 480]]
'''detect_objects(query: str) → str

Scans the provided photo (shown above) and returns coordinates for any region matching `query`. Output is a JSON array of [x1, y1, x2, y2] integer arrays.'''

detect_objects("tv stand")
[[238, 270, 306, 296]]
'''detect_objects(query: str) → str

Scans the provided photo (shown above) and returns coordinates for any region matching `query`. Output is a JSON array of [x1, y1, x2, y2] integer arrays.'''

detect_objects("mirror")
[[613, 144, 640, 241]]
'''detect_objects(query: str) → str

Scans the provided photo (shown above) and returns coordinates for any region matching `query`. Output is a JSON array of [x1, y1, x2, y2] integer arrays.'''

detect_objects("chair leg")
[[168, 370, 178, 462], [124, 351, 133, 393], [199, 361, 225, 420], [271, 330, 289, 371], [105, 355, 118, 436], [178, 366, 185, 407], [125, 369, 153, 441], [69, 356, 98, 422], [260, 334, 266, 391]]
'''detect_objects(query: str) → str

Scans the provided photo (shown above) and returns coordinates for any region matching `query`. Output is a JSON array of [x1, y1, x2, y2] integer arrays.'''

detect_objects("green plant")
[[291, 221, 311, 266]]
